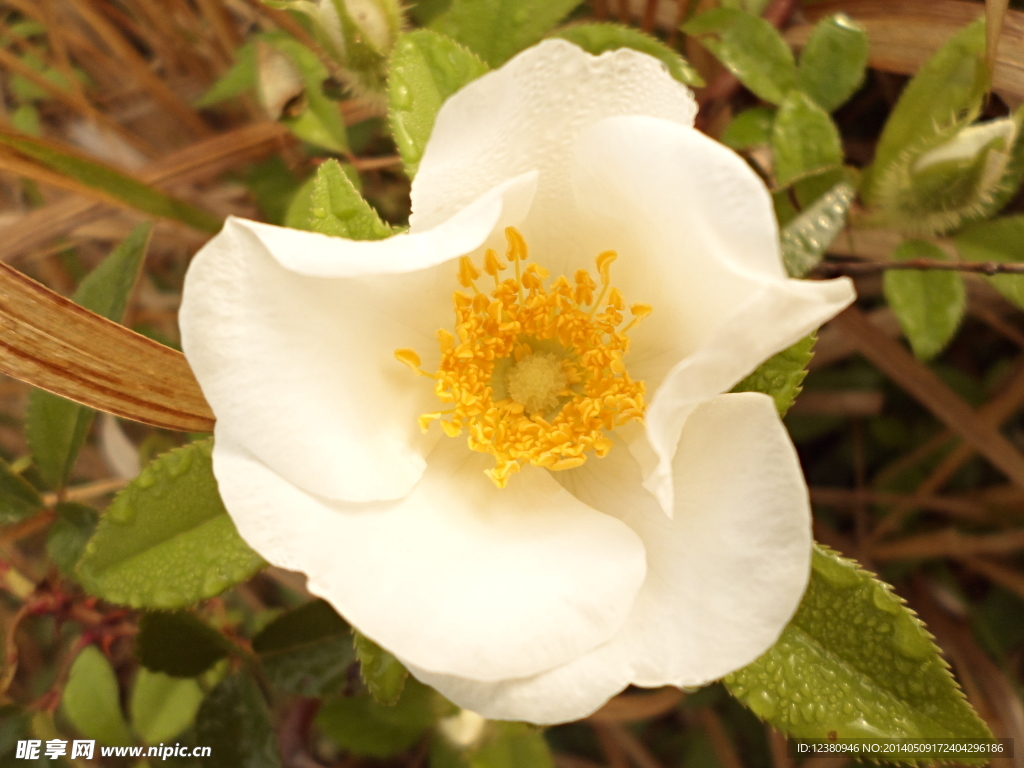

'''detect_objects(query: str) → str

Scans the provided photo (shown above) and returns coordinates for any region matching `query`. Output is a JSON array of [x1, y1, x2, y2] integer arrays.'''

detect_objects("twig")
[[815, 259, 1024, 276], [278, 697, 327, 768], [41, 477, 126, 507], [0, 510, 57, 546]]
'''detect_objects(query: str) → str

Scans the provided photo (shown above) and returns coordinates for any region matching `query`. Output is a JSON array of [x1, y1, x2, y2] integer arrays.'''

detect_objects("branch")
[[815, 259, 1024, 276]]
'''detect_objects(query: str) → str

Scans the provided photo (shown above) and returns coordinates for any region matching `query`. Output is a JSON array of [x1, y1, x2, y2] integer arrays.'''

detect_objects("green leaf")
[[954, 215, 1024, 310], [430, 0, 583, 67], [0, 132, 220, 232], [683, 8, 796, 105], [797, 14, 868, 112], [554, 23, 704, 86], [0, 706, 45, 767], [771, 90, 843, 188], [46, 502, 98, 576], [307, 159, 393, 239], [76, 439, 265, 609], [25, 395, 93, 493], [244, 156, 303, 226], [780, 181, 856, 277], [196, 42, 258, 107], [883, 240, 966, 361], [732, 335, 815, 417], [388, 30, 489, 178], [721, 106, 775, 150], [0, 458, 42, 525], [471, 723, 555, 768], [195, 673, 282, 768], [136, 611, 230, 677], [865, 17, 988, 205], [75, 224, 153, 320], [726, 545, 991, 745], [130, 668, 204, 746], [253, 599, 354, 696], [61, 646, 134, 747], [27, 224, 151, 490], [317, 678, 437, 758], [354, 630, 408, 705]]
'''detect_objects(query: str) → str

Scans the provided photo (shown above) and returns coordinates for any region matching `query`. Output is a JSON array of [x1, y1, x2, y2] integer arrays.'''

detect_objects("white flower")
[[179, 40, 855, 724]]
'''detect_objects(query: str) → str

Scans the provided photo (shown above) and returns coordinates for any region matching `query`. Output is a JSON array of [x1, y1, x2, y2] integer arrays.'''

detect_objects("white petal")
[[179, 176, 534, 503], [248, 173, 536, 277], [569, 116, 855, 513], [411, 393, 811, 724], [212, 433, 647, 682], [411, 39, 697, 265]]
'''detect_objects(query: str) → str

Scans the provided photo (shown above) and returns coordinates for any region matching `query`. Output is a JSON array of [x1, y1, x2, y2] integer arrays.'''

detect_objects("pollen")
[[397, 227, 650, 488]]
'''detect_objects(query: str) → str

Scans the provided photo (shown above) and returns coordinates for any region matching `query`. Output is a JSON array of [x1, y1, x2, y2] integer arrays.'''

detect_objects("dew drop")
[[802, 700, 817, 722], [392, 82, 413, 110], [136, 465, 158, 489], [106, 497, 136, 524], [893, 613, 933, 660], [812, 553, 860, 588], [872, 585, 901, 614], [747, 689, 777, 719], [167, 448, 194, 478], [202, 570, 231, 597]]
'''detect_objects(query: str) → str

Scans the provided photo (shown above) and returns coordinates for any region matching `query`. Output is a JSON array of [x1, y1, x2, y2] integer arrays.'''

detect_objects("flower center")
[[395, 227, 651, 488], [506, 353, 568, 414]]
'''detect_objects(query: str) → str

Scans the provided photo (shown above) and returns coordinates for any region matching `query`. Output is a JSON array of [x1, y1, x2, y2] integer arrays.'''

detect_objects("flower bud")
[[869, 109, 1024, 235]]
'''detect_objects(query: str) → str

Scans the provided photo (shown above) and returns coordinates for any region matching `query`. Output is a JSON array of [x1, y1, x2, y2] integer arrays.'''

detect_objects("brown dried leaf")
[[0, 261, 214, 433]]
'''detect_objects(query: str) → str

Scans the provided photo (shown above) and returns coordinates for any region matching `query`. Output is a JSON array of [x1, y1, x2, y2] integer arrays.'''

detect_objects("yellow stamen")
[[484, 248, 506, 287], [395, 348, 431, 377], [506, 226, 526, 301], [623, 303, 652, 332], [589, 250, 617, 317], [396, 228, 650, 488]]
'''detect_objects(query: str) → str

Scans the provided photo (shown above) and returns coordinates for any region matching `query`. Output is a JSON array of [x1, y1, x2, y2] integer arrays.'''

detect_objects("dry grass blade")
[[871, 528, 1024, 560], [588, 688, 684, 723], [63, 0, 212, 138], [597, 722, 666, 768], [592, 724, 631, 768], [988, 0, 1011, 74], [831, 306, 1024, 489], [0, 30, 154, 157], [696, 709, 744, 768], [0, 122, 291, 263], [911, 581, 1024, 768], [810, 487, 989, 520], [871, 359, 1024, 540], [960, 556, 1024, 601], [790, 0, 1024, 101], [786, 390, 884, 417], [0, 261, 214, 432]]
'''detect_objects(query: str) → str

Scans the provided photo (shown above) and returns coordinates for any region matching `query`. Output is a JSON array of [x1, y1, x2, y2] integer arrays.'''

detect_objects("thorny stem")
[[814, 259, 1024, 277]]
